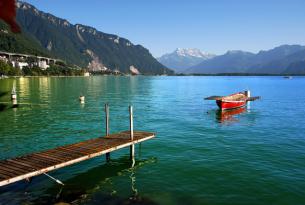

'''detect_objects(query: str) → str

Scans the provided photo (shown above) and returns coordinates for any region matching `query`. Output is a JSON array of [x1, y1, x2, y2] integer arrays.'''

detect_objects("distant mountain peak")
[[157, 48, 216, 73], [174, 48, 214, 58]]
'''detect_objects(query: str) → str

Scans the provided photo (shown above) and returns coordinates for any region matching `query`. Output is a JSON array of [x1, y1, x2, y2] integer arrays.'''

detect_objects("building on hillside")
[[11, 61, 29, 69], [38, 60, 49, 70], [0, 51, 60, 70]]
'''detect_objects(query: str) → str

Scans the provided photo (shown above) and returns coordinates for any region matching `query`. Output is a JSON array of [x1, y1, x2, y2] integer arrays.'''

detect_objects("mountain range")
[[158, 45, 305, 74], [0, 1, 173, 75], [157, 48, 215, 73], [186, 45, 305, 74]]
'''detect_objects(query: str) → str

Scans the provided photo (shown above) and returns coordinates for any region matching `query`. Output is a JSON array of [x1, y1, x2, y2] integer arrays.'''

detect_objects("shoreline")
[[1, 73, 305, 79]]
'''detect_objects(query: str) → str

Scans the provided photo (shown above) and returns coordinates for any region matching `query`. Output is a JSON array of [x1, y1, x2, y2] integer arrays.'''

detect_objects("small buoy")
[[11, 93, 17, 100], [11, 84, 17, 100], [79, 95, 85, 103]]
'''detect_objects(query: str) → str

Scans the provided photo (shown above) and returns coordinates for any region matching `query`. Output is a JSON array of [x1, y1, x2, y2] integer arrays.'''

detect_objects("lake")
[[0, 76, 305, 205]]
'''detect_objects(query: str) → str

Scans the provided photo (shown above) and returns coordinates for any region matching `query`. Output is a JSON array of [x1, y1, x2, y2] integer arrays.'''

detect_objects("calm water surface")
[[0, 76, 305, 205]]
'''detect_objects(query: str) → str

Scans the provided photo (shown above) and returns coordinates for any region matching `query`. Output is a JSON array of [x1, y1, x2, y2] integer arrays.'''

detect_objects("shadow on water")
[[29, 156, 158, 205], [0, 91, 8, 111]]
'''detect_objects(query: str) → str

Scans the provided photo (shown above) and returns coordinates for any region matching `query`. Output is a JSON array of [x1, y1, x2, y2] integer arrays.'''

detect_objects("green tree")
[[8, 66, 22, 76], [0, 60, 11, 75]]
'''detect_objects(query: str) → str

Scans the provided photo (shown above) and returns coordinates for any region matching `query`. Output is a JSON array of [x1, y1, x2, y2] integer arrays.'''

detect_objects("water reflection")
[[38, 77, 51, 102], [216, 107, 246, 123], [23, 157, 158, 205], [18, 77, 29, 100]]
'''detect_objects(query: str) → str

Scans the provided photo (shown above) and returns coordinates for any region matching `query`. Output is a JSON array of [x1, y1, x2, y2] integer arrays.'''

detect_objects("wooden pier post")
[[129, 105, 135, 160], [105, 103, 110, 162]]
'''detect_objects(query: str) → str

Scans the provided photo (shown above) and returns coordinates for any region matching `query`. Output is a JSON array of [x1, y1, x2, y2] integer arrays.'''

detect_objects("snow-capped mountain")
[[186, 45, 305, 74], [157, 48, 215, 73], [175, 48, 214, 58]]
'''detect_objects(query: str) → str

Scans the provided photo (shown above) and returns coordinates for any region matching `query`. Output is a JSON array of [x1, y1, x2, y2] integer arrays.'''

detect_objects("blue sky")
[[24, 0, 305, 57]]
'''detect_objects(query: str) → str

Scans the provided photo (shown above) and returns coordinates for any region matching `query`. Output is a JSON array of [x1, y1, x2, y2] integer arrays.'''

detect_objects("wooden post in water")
[[129, 105, 135, 160], [105, 103, 110, 162], [245, 90, 251, 109]]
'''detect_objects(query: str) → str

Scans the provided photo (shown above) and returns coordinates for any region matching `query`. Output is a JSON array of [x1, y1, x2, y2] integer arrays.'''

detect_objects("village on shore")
[[0, 50, 146, 78]]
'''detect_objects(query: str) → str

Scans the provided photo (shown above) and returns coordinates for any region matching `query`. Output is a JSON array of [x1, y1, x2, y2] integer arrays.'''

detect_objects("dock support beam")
[[105, 104, 110, 162], [129, 106, 135, 161]]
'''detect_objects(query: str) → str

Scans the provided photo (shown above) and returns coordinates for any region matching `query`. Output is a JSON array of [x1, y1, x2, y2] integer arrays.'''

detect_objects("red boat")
[[205, 91, 259, 110], [216, 92, 247, 110]]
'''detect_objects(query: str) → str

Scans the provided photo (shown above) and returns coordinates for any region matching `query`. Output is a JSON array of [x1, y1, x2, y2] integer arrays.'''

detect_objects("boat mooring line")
[[43, 173, 64, 186]]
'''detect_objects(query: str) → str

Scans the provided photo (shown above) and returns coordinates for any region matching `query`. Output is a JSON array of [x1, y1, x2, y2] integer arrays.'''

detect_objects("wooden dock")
[[0, 131, 155, 187], [0, 104, 155, 187]]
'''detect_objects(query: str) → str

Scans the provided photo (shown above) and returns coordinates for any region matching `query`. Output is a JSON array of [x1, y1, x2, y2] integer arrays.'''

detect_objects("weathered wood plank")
[[30, 154, 58, 165], [0, 166, 27, 177], [0, 167, 18, 178], [12, 159, 51, 170], [64, 144, 104, 154], [7, 159, 45, 170], [48, 148, 85, 158], [40, 149, 79, 161], [0, 161, 33, 172], [32, 153, 65, 163], [0, 162, 32, 174], [6, 159, 37, 170]]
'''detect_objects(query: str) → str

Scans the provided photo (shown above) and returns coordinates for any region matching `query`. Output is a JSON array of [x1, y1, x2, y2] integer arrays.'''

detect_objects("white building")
[[17, 62, 29, 69], [10, 61, 29, 69], [38, 60, 50, 70]]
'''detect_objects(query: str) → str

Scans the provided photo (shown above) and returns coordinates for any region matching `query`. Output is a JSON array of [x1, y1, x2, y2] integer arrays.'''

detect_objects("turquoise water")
[[0, 76, 305, 205]]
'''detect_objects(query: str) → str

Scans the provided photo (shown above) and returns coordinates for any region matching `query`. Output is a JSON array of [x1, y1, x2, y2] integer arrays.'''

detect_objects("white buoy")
[[79, 95, 85, 103], [11, 84, 17, 100], [11, 93, 17, 100]]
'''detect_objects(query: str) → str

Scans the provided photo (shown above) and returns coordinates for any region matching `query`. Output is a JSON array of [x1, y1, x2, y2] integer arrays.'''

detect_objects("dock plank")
[[1, 161, 35, 173], [0, 162, 32, 174], [0, 131, 155, 187]]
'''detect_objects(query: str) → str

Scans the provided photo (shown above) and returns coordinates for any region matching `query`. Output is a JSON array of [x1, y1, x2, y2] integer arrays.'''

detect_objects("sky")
[[24, 0, 305, 57]]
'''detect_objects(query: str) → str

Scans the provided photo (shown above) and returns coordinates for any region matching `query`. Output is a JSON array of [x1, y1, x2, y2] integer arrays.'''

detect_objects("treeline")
[[0, 60, 85, 76]]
